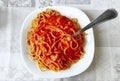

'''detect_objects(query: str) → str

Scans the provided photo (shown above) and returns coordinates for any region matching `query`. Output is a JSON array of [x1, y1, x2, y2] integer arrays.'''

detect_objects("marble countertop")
[[0, 0, 120, 81]]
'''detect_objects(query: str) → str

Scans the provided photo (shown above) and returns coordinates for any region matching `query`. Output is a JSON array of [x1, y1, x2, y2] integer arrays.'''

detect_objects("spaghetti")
[[27, 9, 85, 72]]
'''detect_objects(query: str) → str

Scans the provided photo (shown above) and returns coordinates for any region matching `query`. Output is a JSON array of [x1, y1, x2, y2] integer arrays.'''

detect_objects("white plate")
[[20, 6, 95, 78]]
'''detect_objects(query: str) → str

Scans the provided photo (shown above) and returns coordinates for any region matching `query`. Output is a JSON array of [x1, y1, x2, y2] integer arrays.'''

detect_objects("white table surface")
[[0, 0, 120, 81]]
